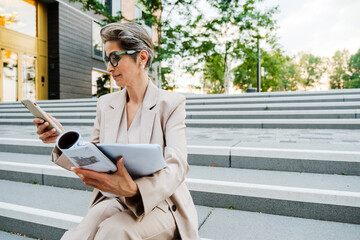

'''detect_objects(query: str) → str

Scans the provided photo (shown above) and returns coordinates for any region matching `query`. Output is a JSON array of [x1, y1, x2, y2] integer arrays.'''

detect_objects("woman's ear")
[[138, 50, 149, 68]]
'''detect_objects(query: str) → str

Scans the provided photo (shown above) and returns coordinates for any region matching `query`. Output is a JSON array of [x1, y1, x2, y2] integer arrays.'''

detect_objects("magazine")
[[56, 130, 166, 178]]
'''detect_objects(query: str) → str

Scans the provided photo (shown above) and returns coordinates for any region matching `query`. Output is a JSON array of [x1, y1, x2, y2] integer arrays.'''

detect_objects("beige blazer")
[[52, 80, 200, 240]]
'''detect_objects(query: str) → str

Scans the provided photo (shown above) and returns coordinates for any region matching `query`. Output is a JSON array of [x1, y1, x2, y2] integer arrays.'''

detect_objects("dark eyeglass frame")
[[104, 50, 138, 67]]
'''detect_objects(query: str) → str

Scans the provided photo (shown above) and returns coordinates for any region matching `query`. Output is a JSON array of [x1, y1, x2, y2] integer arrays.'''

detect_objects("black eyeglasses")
[[104, 50, 138, 67]]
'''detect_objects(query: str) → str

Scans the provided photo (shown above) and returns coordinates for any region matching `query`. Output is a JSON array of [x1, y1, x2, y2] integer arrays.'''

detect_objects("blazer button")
[[172, 205, 177, 212]]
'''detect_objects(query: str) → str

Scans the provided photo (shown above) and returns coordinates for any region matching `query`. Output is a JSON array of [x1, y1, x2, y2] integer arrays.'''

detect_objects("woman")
[[34, 22, 200, 240]]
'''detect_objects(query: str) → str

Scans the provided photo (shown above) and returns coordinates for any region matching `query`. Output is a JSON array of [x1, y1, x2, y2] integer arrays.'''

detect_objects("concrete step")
[[1, 94, 360, 110], [2, 118, 360, 129], [2, 109, 359, 120], [0, 180, 213, 240], [198, 207, 360, 240], [187, 109, 360, 119], [185, 102, 360, 111], [1, 102, 359, 115], [185, 94, 360, 105], [0, 112, 96, 119], [1, 139, 359, 175], [185, 119, 360, 129], [0, 89, 359, 107], [0, 180, 359, 240], [0, 159, 359, 224], [188, 145, 360, 175], [184, 88, 360, 99], [187, 166, 360, 224]]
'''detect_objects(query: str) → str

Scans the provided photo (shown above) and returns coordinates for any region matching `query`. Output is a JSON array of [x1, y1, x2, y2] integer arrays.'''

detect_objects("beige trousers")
[[61, 198, 178, 240]]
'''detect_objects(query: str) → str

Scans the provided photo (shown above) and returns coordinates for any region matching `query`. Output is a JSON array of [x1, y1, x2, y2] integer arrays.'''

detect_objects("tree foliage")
[[69, 0, 193, 89], [297, 53, 326, 89], [328, 49, 350, 89], [202, 53, 225, 93], [343, 49, 360, 88]]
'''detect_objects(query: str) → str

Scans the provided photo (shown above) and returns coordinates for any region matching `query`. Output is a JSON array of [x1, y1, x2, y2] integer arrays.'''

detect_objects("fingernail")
[[40, 119, 44, 123], [79, 174, 84, 178], [70, 167, 75, 171]]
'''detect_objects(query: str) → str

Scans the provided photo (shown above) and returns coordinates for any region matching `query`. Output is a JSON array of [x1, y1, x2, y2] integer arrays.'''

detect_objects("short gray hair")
[[100, 22, 154, 69]]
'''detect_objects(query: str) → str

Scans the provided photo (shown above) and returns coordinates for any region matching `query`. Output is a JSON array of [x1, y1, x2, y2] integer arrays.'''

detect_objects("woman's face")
[[104, 41, 140, 88]]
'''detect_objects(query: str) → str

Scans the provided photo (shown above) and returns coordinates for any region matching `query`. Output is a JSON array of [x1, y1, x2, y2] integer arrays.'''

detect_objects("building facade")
[[0, 0, 153, 102]]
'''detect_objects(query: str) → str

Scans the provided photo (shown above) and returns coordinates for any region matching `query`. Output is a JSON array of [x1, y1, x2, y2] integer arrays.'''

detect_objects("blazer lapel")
[[140, 80, 158, 144], [104, 89, 127, 143]]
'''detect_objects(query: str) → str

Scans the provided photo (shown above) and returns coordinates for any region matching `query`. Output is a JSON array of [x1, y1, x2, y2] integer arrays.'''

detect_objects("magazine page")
[[56, 130, 117, 173]]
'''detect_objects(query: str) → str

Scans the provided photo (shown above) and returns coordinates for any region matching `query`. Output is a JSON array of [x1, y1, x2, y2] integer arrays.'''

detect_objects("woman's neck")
[[126, 73, 149, 105]]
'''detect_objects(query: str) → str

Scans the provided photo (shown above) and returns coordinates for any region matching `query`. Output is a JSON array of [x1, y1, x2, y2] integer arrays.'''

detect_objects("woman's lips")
[[112, 74, 121, 79]]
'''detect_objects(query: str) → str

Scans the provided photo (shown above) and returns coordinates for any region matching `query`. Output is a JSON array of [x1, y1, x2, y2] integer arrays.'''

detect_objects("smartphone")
[[21, 98, 63, 135]]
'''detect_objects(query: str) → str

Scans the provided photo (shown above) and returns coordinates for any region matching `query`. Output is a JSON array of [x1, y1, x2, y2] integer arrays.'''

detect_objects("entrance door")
[[1, 49, 18, 102], [0, 48, 36, 102]]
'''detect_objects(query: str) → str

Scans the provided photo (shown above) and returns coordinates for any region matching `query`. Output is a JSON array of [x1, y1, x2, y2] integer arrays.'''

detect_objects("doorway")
[[0, 48, 36, 102]]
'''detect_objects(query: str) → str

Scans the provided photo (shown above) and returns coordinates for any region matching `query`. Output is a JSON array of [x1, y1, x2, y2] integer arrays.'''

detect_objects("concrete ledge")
[[190, 191, 360, 224], [0, 119, 94, 126], [187, 110, 359, 119], [188, 146, 230, 167], [185, 94, 360, 106], [231, 146, 360, 175], [185, 119, 360, 129]]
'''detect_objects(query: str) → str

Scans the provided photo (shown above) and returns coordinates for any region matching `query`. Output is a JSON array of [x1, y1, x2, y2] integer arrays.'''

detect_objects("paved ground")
[[2, 125, 360, 151]]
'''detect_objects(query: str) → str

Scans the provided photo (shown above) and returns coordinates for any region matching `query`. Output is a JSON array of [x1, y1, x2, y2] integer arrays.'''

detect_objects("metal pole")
[[257, 37, 261, 92]]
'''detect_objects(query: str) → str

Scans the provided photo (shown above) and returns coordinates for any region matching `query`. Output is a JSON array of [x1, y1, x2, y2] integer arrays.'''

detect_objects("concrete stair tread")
[[188, 166, 360, 193], [199, 207, 360, 240], [186, 101, 360, 110], [0, 180, 90, 216], [0, 159, 359, 209], [0, 152, 53, 165], [186, 94, 360, 105], [1, 180, 359, 240]]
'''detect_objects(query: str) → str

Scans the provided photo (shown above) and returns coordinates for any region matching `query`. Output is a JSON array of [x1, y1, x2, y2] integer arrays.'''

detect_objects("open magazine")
[[56, 130, 166, 178]]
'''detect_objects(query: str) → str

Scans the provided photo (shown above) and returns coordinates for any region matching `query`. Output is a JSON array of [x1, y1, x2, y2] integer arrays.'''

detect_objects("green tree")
[[69, 0, 193, 88], [182, 0, 279, 93], [328, 49, 350, 89], [297, 53, 326, 89], [94, 74, 110, 97], [233, 44, 295, 92], [279, 62, 300, 91], [343, 49, 360, 88], [202, 53, 225, 93]]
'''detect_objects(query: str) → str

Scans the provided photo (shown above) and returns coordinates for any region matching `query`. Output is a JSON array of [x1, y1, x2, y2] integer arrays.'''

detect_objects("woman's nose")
[[107, 62, 114, 72]]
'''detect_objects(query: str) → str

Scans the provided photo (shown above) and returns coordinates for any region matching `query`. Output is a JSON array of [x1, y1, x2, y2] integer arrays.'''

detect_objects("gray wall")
[[48, 1, 106, 99]]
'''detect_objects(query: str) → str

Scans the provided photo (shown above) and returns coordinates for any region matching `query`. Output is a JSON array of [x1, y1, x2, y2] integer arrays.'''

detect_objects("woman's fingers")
[[33, 117, 44, 127], [47, 113, 65, 132]]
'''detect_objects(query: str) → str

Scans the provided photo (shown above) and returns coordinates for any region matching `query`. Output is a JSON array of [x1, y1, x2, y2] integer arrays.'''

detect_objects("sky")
[[260, 0, 360, 58]]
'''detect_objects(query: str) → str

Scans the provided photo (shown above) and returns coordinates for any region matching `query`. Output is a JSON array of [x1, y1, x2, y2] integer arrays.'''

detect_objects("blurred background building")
[[0, 0, 154, 102]]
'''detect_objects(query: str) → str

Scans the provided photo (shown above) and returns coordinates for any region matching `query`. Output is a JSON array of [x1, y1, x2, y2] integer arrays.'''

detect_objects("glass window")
[[92, 70, 110, 98], [2, 50, 18, 102], [22, 54, 36, 99], [0, 0, 37, 37], [112, 0, 121, 16], [92, 21, 103, 59]]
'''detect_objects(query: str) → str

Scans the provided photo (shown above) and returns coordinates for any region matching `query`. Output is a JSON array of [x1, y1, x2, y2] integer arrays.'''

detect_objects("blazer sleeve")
[[51, 98, 102, 170], [124, 95, 188, 219]]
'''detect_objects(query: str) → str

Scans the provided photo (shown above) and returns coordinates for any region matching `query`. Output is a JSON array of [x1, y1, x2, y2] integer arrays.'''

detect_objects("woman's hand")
[[33, 113, 64, 143], [72, 157, 139, 197]]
